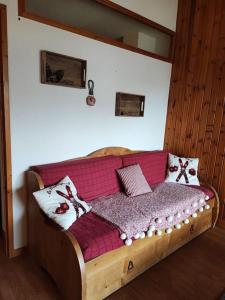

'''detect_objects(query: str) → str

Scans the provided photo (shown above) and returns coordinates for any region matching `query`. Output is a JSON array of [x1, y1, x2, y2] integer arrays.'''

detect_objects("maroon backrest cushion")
[[122, 151, 168, 185], [32, 155, 122, 202]]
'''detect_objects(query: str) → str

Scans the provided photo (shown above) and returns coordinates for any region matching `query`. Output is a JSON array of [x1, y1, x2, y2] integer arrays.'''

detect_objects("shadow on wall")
[[15, 172, 29, 248]]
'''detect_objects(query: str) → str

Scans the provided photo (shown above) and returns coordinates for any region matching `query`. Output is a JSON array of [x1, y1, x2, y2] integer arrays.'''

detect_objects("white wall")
[[112, 0, 178, 31], [2, 0, 177, 249]]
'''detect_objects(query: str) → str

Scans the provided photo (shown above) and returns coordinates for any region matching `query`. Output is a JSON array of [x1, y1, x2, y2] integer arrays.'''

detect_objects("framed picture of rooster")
[[41, 51, 87, 88]]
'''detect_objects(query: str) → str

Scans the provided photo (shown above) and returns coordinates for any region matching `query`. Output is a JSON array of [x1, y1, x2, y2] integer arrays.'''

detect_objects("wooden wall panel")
[[164, 0, 225, 223]]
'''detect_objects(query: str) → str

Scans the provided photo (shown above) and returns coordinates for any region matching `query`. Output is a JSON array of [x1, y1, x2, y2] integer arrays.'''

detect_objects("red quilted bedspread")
[[68, 185, 214, 262]]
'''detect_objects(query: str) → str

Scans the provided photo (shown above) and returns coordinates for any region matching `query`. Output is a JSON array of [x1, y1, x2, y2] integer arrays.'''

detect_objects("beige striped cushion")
[[117, 164, 152, 197]]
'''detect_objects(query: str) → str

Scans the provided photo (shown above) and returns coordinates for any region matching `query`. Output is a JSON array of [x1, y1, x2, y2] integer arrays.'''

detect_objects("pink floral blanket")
[[91, 183, 206, 239]]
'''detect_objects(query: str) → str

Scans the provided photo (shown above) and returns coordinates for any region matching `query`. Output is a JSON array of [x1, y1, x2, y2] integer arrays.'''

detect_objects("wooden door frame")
[[0, 3, 13, 258]]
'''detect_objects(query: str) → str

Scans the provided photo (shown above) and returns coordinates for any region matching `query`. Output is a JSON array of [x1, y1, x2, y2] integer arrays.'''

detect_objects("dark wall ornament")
[[86, 80, 96, 106], [41, 51, 87, 88]]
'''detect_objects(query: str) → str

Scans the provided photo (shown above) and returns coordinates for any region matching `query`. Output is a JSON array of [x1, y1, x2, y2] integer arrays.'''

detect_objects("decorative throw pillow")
[[117, 164, 152, 197], [165, 153, 200, 186], [33, 176, 91, 230]]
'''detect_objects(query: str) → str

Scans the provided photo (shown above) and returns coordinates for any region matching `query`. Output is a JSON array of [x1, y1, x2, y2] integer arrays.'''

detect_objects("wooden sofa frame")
[[27, 147, 220, 300]]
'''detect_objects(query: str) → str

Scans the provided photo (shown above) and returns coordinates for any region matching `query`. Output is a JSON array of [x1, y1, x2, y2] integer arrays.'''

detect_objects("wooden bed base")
[[27, 147, 220, 300]]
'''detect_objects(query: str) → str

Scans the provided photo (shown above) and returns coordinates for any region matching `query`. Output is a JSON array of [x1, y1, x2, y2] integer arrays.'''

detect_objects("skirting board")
[[13, 246, 27, 257], [1, 229, 26, 257]]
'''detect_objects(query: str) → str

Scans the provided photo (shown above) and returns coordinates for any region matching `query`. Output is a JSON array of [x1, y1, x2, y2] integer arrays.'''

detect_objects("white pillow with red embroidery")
[[33, 176, 91, 230], [165, 153, 200, 186]]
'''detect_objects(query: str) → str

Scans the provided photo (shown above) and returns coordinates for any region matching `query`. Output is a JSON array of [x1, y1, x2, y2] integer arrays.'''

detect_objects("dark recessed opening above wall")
[[18, 0, 175, 62]]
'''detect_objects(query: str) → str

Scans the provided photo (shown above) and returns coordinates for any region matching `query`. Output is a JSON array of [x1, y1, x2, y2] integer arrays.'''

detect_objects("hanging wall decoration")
[[86, 80, 96, 106], [41, 51, 87, 88], [115, 92, 145, 117]]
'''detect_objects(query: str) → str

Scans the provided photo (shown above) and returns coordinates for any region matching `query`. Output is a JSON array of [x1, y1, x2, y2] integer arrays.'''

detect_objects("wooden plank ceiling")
[[164, 0, 225, 222]]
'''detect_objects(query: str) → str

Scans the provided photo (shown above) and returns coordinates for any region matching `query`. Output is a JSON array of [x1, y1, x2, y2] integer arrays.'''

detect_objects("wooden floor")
[[0, 227, 225, 300]]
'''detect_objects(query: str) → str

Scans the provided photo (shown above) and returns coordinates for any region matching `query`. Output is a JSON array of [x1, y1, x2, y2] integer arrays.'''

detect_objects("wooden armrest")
[[200, 182, 220, 228], [27, 170, 86, 300]]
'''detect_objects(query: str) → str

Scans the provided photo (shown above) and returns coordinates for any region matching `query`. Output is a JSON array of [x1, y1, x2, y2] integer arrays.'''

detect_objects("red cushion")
[[122, 151, 168, 185], [32, 155, 122, 202], [69, 212, 123, 262]]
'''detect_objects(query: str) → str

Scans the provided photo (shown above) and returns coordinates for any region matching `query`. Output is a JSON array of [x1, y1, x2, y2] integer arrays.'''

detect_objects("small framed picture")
[[41, 51, 87, 88]]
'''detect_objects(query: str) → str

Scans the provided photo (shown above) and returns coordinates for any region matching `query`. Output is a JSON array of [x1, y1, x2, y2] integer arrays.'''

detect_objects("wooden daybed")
[[27, 147, 220, 300]]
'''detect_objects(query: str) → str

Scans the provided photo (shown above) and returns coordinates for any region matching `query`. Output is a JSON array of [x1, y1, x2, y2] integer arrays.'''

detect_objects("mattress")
[[68, 184, 214, 262]]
